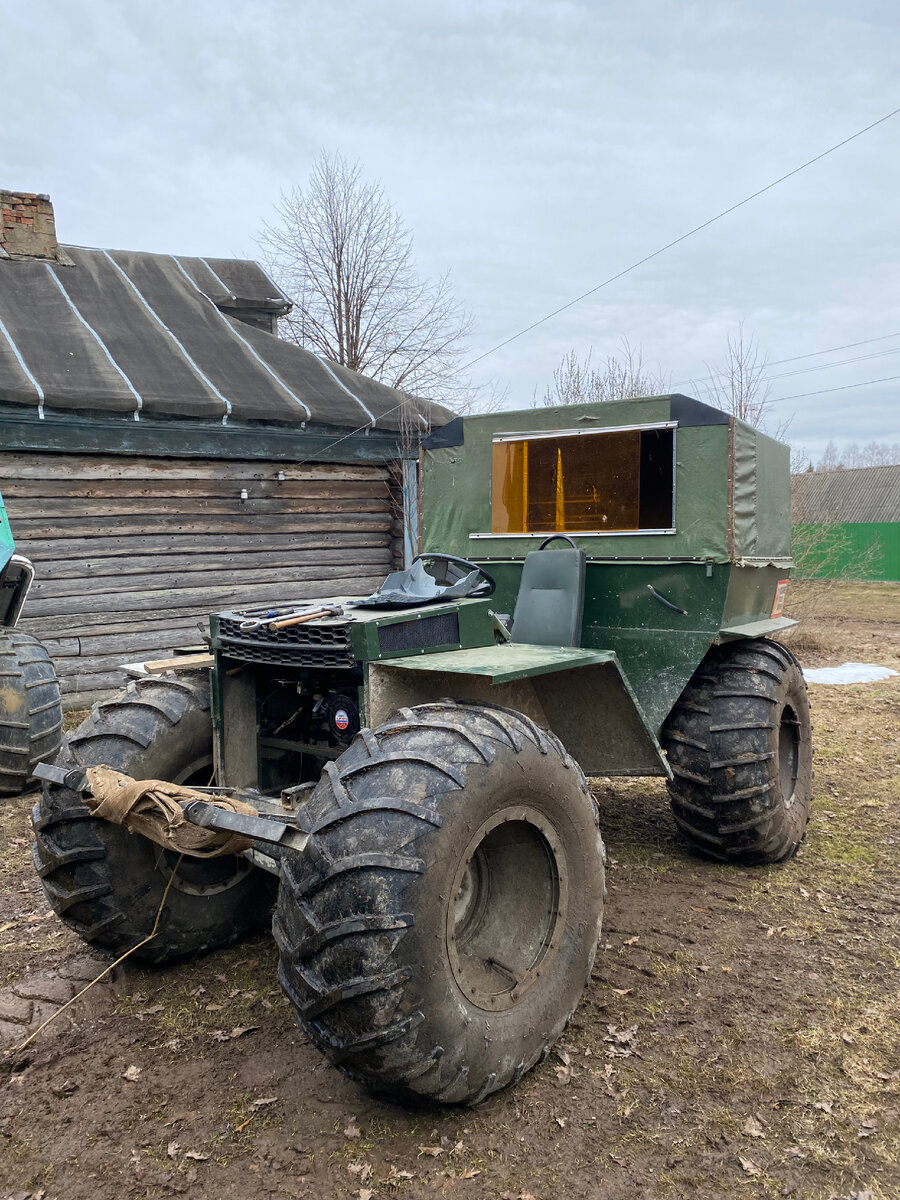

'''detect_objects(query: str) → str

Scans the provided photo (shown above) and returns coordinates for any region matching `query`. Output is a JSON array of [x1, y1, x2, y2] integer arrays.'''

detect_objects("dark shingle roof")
[[792, 464, 900, 523], [0, 246, 452, 430]]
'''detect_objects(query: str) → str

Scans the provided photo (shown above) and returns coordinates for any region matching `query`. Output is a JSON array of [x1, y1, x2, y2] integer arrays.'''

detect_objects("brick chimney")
[[0, 191, 60, 261]]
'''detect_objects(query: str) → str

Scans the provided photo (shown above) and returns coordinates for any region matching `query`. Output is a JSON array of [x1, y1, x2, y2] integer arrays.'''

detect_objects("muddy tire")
[[0, 629, 62, 797], [32, 673, 276, 964], [274, 700, 605, 1105], [662, 638, 812, 865]]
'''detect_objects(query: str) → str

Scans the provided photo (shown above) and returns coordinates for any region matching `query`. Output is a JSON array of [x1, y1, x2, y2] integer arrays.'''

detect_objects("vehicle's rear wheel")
[[662, 638, 812, 864], [274, 700, 606, 1104], [0, 629, 62, 797], [32, 673, 276, 964]]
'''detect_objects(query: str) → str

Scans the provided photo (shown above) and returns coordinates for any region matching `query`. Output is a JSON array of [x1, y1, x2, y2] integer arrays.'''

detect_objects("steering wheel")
[[537, 534, 579, 550], [415, 553, 496, 597]]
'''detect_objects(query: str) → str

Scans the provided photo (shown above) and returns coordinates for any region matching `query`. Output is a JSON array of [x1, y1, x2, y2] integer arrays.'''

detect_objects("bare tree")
[[695, 324, 790, 439], [258, 151, 473, 403], [538, 339, 669, 407], [818, 439, 900, 470]]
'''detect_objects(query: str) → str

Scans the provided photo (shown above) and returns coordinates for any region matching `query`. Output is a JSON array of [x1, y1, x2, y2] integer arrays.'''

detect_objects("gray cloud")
[[5, 0, 900, 461]]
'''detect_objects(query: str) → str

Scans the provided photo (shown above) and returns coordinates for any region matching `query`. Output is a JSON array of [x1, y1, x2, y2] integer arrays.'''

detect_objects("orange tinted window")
[[491, 428, 673, 534]]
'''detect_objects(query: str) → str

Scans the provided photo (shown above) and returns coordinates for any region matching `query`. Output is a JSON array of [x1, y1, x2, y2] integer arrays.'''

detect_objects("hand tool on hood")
[[268, 604, 343, 631], [239, 607, 312, 631]]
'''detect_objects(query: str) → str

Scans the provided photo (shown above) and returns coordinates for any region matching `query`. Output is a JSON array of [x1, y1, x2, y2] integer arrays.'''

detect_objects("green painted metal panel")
[[372, 643, 616, 684], [792, 523, 900, 581], [0, 492, 14, 567]]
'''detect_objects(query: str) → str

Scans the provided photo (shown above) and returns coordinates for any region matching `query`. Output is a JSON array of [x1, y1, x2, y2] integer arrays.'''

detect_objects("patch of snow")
[[802, 662, 898, 685]]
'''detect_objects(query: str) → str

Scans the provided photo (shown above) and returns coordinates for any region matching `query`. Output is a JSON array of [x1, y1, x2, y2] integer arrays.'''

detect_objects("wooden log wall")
[[1, 452, 403, 707]]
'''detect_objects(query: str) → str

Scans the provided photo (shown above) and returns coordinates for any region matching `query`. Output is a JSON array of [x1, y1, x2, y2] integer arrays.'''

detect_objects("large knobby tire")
[[274, 700, 606, 1105], [32, 673, 276, 964], [0, 630, 63, 797], [662, 638, 812, 865]]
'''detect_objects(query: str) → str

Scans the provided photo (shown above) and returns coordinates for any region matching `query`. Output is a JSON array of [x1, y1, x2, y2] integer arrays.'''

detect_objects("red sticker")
[[333, 708, 350, 731], [771, 579, 789, 618]]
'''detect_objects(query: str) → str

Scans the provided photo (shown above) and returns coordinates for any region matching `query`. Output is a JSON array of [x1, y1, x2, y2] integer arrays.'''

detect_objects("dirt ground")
[[1, 581, 898, 1200]]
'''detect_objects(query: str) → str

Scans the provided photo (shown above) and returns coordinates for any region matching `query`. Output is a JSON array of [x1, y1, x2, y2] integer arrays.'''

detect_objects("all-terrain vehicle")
[[0, 492, 62, 795], [33, 394, 811, 1104]]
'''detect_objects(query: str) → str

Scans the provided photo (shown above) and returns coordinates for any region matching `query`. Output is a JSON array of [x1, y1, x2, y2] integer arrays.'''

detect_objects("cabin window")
[[490, 424, 675, 535]]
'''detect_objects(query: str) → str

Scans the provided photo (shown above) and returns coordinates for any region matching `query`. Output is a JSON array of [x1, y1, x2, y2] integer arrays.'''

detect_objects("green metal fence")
[[792, 522, 900, 581]]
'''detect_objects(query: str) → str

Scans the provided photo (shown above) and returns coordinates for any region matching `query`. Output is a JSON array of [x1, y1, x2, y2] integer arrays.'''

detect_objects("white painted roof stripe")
[[0, 311, 44, 415], [45, 265, 144, 420], [199, 257, 235, 299], [315, 353, 376, 425], [100, 249, 233, 421], [171, 256, 312, 420]]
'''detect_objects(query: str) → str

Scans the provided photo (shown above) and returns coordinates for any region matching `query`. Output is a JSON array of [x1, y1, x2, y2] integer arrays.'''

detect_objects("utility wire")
[[768, 329, 900, 367], [771, 371, 900, 403], [462, 103, 900, 371]]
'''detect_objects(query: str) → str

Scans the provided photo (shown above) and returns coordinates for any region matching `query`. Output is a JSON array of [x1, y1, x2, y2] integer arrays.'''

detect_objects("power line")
[[672, 332, 900, 391], [768, 329, 900, 367], [771, 371, 900, 403], [462, 103, 900, 371]]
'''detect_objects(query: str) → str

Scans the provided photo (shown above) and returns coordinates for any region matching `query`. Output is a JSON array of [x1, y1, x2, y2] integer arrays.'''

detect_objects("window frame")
[[472, 420, 678, 540]]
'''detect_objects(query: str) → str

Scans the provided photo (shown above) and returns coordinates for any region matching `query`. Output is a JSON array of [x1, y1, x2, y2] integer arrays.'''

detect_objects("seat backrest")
[[510, 548, 586, 647]]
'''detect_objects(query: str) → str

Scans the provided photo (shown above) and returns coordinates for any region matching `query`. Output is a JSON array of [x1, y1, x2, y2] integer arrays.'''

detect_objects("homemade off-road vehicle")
[[33, 394, 811, 1104], [0, 492, 62, 795]]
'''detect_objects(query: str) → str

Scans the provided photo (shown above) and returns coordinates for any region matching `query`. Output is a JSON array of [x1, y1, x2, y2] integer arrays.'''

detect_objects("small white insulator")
[[240, 488, 249, 502], [277, 471, 286, 482]]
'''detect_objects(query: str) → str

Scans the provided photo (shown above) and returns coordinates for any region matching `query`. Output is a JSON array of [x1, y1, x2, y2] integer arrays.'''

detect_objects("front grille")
[[218, 610, 355, 668], [377, 611, 460, 654]]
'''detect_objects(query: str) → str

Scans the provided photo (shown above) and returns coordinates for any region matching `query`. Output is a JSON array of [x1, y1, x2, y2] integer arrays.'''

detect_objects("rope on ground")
[[5, 853, 185, 1057], [84, 766, 257, 857]]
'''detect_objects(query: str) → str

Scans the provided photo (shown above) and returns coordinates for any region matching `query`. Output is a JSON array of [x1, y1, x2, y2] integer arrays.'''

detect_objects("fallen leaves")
[[344, 1120, 362, 1140], [738, 1155, 763, 1177], [742, 1114, 765, 1139], [605, 1023, 639, 1058], [122, 1064, 142, 1082], [210, 1025, 259, 1041]]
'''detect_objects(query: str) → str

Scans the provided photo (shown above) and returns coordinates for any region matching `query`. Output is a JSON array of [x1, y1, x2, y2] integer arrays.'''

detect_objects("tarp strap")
[[84, 766, 257, 858]]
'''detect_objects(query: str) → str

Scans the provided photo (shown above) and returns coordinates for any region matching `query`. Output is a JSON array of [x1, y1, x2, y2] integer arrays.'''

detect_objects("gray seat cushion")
[[510, 548, 586, 647]]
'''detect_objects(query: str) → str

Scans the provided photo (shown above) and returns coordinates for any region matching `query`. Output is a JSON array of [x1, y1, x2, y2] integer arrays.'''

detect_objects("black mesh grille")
[[377, 612, 460, 654], [218, 611, 355, 668]]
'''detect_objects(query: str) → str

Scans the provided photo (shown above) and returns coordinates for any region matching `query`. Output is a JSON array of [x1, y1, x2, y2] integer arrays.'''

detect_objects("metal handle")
[[647, 585, 688, 615]]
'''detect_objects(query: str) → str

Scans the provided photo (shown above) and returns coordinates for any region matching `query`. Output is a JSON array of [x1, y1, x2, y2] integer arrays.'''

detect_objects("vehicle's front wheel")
[[32, 673, 276, 964], [662, 638, 812, 864], [274, 700, 606, 1104]]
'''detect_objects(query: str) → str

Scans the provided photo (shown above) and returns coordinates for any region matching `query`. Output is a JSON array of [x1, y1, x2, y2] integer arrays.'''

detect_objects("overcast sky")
[[5, 0, 900, 462]]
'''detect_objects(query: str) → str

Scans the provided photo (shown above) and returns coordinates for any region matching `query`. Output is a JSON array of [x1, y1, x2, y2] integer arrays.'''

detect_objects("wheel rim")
[[155, 754, 253, 896], [446, 807, 568, 1012], [778, 704, 800, 806]]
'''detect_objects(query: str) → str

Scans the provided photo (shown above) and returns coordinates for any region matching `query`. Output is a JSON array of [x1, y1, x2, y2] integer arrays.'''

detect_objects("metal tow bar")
[[33, 763, 310, 854]]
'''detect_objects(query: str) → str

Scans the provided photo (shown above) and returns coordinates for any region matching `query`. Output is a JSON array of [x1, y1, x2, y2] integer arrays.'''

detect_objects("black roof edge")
[[422, 415, 465, 450], [668, 394, 730, 426]]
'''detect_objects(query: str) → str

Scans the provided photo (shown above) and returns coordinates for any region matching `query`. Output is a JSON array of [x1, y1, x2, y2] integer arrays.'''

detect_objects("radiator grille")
[[377, 611, 460, 654], [218, 611, 355, 668]]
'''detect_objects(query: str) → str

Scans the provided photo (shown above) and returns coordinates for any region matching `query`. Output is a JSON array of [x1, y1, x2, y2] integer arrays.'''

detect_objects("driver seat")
[[510, 541, 586, 647]]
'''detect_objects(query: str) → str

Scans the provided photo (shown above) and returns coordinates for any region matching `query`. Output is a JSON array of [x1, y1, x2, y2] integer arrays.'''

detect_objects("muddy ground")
[[1, 581, 898, 1200]]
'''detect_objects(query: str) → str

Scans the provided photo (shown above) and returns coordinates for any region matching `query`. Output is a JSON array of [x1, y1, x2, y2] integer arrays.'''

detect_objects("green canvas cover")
[[422, 395, 792, 566]]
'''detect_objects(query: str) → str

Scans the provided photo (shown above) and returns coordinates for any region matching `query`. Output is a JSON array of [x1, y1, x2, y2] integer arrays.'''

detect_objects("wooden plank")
[[12, 497, 393, 520], [142, 653, 214, 674], [23, 574, 386, 618], [0, 478, 391, 500], [59, 669, 129, 694], [11, 513, 391, 538], [28, 545, 390, 580], [16, 531, 391, 560], [32, 636, 82, 658], [0, 454, 390, 481], [29, 555, 391, 599]]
